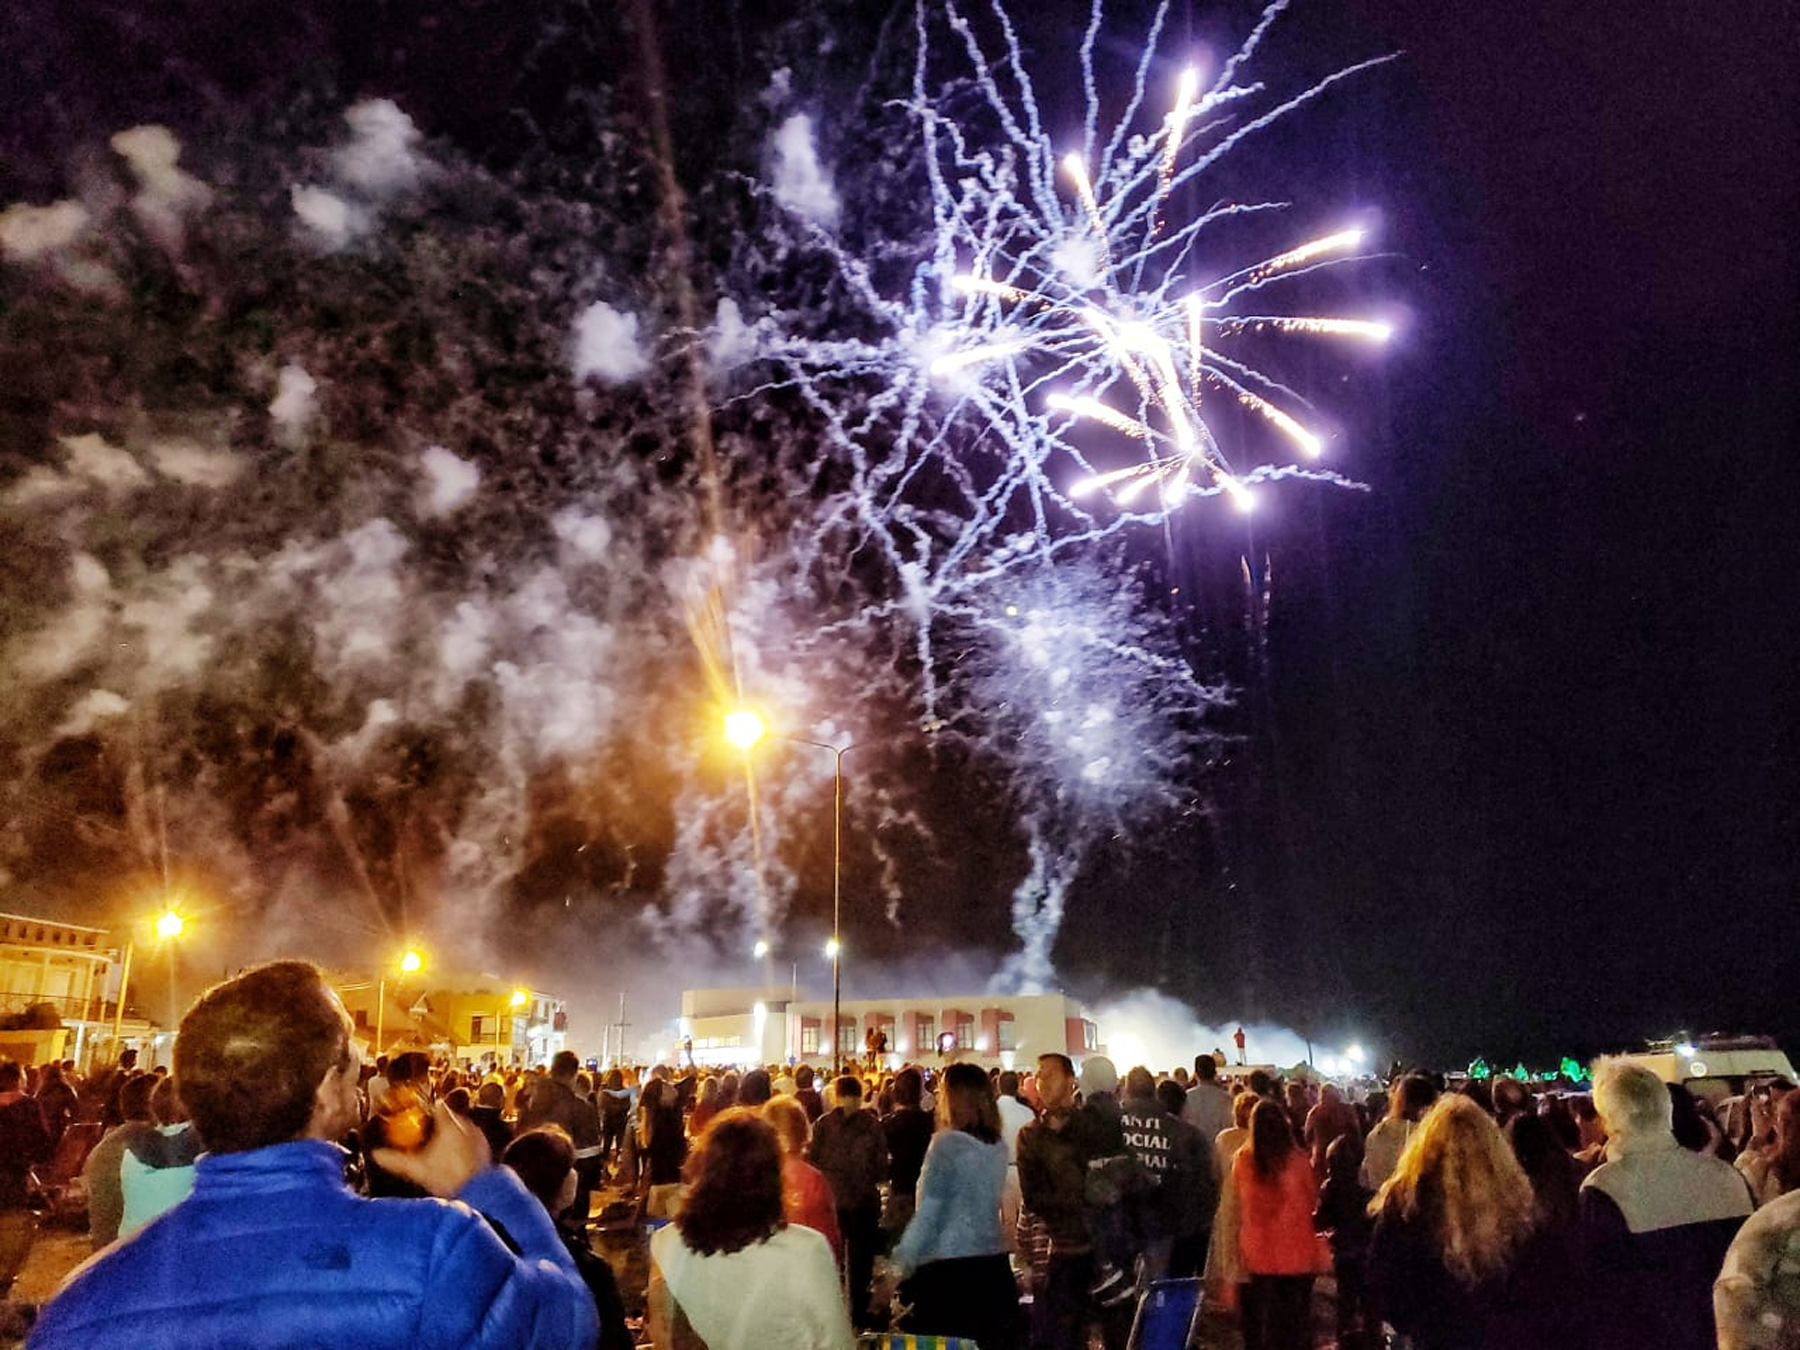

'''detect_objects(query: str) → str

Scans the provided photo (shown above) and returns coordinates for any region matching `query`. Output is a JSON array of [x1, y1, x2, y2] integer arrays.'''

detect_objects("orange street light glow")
[[724, 708, 767, 750]]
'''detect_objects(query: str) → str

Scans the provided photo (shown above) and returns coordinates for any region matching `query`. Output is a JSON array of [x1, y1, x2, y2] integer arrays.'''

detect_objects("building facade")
[[0, 912, 145, 1068], [334, 971, 567, 1068], [675, 987, 1103, 1071]]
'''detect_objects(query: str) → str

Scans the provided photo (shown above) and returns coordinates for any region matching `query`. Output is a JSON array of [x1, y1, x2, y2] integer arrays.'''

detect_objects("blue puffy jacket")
[[29, 1139, 599, 1350]]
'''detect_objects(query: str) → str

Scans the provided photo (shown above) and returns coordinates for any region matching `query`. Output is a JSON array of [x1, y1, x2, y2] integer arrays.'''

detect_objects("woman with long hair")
[[889, 1062, 1022, 1350], [647, 1108, 853, 1350], [1369, 1094, 1557, 1348], [1208, 1098, 1321, 1350]]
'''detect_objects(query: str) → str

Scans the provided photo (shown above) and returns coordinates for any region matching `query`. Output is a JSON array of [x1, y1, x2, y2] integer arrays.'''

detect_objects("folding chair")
[[29, 1120, 103, 1222], [1126, 1277, 1202, 1350]]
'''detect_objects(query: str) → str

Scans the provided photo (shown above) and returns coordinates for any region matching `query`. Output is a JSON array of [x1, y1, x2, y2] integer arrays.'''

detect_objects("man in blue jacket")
[[30, 960, 597, 1350]]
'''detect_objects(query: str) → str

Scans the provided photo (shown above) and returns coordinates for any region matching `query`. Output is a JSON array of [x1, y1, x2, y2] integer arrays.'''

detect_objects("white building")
[[675, 986, 1104, 1071]]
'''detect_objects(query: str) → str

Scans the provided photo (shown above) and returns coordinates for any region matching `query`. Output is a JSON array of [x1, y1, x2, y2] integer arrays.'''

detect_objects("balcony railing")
[[0, 991, 140, 1024]]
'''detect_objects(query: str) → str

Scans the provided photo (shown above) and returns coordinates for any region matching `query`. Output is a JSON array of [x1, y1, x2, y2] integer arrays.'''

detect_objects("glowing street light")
[[724, 706, 867, 1074], [112, 905, 190, 1052], [723, 708, 767, 751], [376, 946, 427, 1055], [752, 939, 771, 960]]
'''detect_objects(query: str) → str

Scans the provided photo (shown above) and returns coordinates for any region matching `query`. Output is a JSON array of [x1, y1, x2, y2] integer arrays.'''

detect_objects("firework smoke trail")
[[718, 0, 1395, 985]]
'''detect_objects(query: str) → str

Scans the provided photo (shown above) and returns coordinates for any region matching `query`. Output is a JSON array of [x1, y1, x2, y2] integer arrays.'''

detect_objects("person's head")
[[1125, 1065, 1156, 1101], [1377, 1095, 1536, 1285], [505, 1125, 578, 1218], [174, 960, 356, 1154], [1592, 1059, 1673, 1142], [677, 1108, 785, 1256], [1078, 1055, 1118, 1101], [387, 1052, 430, 1086], [0, 1062, 23, 1095], [549, 1050, 580, 1083], [762, 1095, 811, 1155], [1233, 1091, 1257, 1130], [150, 1075, 187, 1126], [477, 1080, 505, 1110], [892, 1067, 923, 1109], [444, 1086, 473, 1116], [716, 1071, 740, 1107], [1505, 1110, 1567, 1186], [1325, 1130, 1363, 1181], [1248, 1099, 1297, 1178], [1036, 1054, 1077, 1112], [1194, 1055, 1218, 1083], [997, 1070, 1021, 1101], [1284, 1080, 1310, 1110], [795, 1065, 815, 1090], [1392, 1073, 1440, 1123], [1491, 1076, 1531, 1120], [937, 1062, 1001, 1143], [119, 1072, 158, 1123], [1156, 1079, 1187, 1117], [603, 1067, 624, 1090], [1667, 1082, 1713, 1152], [1536, 1093, 1582, 1151], [1320, 1083, 1343, 1107], [1248, 1069, 1276, 1099], [698, 1076, 720, 1106], [739, 1068, 772, 1108], [40, 1062, 64, 1087]]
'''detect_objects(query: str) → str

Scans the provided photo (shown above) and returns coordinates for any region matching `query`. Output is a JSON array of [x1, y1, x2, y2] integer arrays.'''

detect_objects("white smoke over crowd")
[[0, 1, 1390, 1048]]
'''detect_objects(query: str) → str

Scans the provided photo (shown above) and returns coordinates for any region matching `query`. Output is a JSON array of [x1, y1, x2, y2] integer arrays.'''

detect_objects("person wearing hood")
[[1074, 1056, 1139, 1308]]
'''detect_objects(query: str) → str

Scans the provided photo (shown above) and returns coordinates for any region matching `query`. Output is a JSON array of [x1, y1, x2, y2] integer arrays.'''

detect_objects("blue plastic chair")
[[1126, 1277, 1203, 1350]]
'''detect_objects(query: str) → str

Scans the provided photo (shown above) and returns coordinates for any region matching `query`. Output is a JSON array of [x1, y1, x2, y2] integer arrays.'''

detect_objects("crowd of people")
[[4, 966, 1800, 1349]]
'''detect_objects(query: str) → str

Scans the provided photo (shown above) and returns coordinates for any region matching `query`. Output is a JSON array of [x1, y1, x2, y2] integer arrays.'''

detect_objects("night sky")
[[2, 2, 1795, 1067]]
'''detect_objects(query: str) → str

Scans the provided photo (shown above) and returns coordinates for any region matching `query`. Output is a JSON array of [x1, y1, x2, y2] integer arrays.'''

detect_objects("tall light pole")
[[725, 709, 863, 1075], [377, 947, 425, 1056], [496, 988, 528, 1062], [112, 906, 186, 1054]]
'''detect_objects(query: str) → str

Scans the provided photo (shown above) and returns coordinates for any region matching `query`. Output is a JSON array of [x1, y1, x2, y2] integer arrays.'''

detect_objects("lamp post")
[[377, 948, 425, 1056], [111, 907, 185, 1054], [725, 709, 863, 1075], [496, 988, 528, 1064]]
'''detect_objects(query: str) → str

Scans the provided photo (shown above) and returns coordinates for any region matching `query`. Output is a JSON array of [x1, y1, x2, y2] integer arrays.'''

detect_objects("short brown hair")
[[677, 1108, 785, 1256], [174, 961, 351, 1154]]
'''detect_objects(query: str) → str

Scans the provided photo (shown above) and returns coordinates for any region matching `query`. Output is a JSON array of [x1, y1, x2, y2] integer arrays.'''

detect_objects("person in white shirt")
[[648, 1108, 852, 1350], [995, 1070, 1037, 1250]]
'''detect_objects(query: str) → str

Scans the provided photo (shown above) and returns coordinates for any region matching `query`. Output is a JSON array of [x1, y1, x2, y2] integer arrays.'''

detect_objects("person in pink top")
[[764, 1095, 843, 1263], [1207, 1098, 1321, 1350]]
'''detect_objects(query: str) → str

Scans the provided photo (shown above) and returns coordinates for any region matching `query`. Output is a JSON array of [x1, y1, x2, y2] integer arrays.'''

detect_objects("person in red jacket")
[[1209, 1098, 1320, 1350]]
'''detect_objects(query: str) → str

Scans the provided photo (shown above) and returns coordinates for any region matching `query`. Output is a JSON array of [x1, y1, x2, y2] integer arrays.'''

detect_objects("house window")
[[353, 1009, 369, 1030], [916, 1016, 935, 1050], [801, 1024, 820, 1055], [998, 1018, 1018, 1052], [1083, 1021, 1099, 1052]]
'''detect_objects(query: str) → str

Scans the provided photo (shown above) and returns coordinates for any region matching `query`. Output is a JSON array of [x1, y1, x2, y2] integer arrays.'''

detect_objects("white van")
[[1610, 1035, 1795, 1106]]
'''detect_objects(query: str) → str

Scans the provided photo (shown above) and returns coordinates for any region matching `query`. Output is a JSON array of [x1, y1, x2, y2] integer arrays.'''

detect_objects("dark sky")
[[1227, 1, 1800, 1062], [3, 1, 1796, 1066]]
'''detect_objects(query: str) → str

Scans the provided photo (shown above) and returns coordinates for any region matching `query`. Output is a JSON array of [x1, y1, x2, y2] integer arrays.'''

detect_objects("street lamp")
[[725, 707, 863, 1074], [376, 947, 427, 1055], [112, 906, 186, 1053]]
